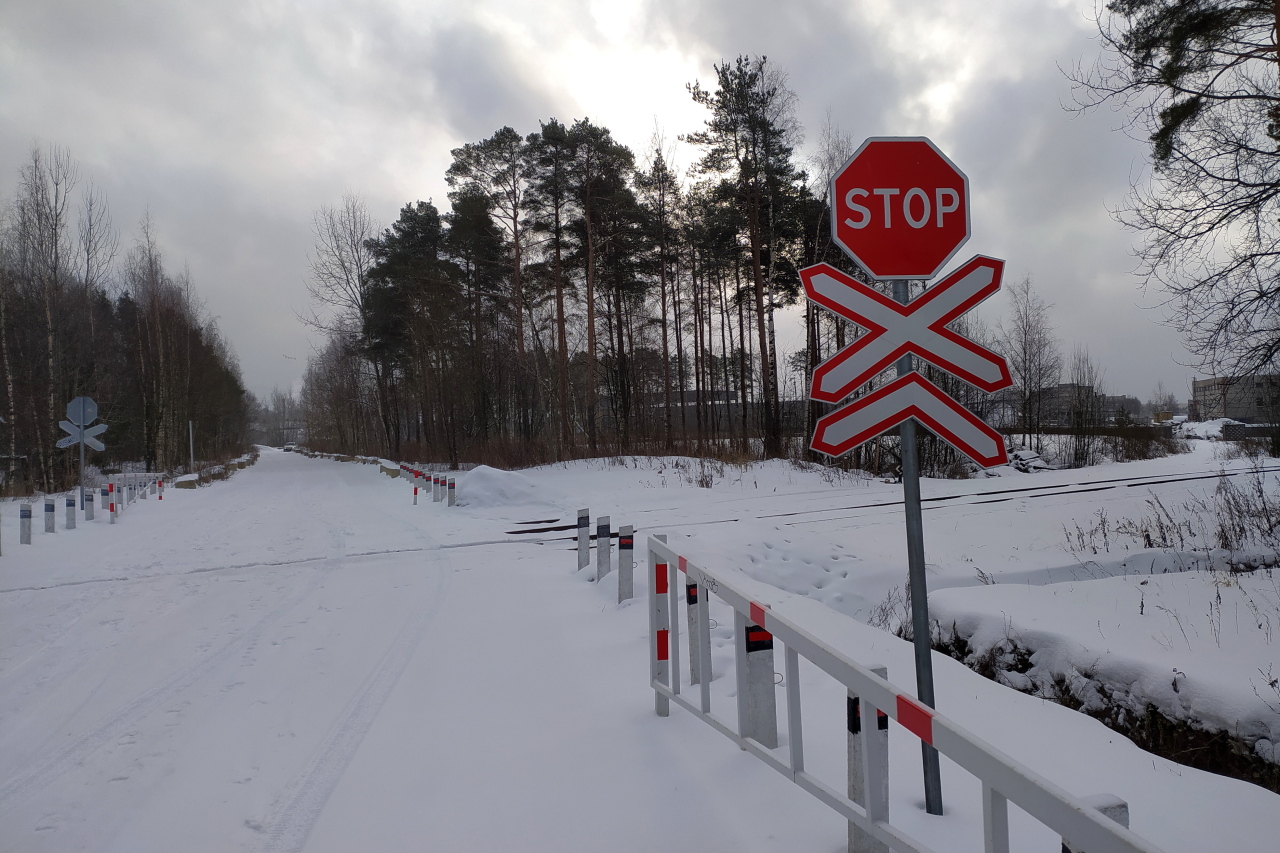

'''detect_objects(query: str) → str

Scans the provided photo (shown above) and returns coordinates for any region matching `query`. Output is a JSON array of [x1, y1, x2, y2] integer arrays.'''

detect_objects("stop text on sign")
[[831, 137, 970, 280]]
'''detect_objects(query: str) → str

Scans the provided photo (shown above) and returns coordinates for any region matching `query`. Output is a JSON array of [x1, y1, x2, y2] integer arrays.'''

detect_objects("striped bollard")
[[596, 516, 611, 580], [413, 481, 418, 505], [649, 534, 670, 716], [687, 580, 702, 685], [447, 478, 455, 506], [735, 607, 778, 748], [849, 665, 890, 853], [576, 509, 589, 570], [158, 479, 164, 500], [109, 482, 116, 523], [20, 503, 32, 544], [617, 525, 634, 603], [66, 495, 76, 530], [84, 489, 94, 521], [44, 498, 55, 533]]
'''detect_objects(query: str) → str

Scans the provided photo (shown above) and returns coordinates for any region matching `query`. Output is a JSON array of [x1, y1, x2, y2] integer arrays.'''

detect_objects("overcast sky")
[[0, 0, 1198, 405]]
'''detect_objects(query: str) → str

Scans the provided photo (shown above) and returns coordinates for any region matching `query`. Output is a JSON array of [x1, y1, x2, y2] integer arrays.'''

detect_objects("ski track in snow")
[[0, 547, 344, 815], [257, 556, 449, 853]]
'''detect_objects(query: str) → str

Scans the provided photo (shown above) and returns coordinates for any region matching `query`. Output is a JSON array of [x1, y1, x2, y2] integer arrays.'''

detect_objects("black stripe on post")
[[878, 710, 889, 731], [686, 583, 698, 605], [745, 623, 773, 654], [848, 696, 861, 735], [619, 536, 633, 550]]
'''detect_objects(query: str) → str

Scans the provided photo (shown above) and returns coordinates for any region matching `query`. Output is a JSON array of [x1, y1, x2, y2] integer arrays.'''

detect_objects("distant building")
[[1192, 374, 1280, 423]]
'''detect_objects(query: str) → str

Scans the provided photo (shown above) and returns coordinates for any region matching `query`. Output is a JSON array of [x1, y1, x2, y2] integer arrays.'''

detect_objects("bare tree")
[[1070, 0, 1280, 378], [997, 276, 1062, 451]]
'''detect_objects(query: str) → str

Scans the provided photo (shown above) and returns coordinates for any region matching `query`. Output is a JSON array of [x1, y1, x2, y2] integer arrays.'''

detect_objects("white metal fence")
[[646, 534, 1165, 853]]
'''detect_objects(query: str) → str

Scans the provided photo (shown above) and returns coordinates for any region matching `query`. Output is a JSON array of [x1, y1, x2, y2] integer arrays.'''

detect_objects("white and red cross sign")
[[806, 137, 1011, 467]]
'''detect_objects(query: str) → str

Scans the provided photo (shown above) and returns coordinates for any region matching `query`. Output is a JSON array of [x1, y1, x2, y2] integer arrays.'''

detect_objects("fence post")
[[735, 609, 778, 748], [20, 503, 32, 544], [687, 580, 702, 685], [100, 485, 107, 509], [158, 479, 164, 500], [649, 534, 670, 717], [596, 515, 611, 580], [85, 489, 94, 521], [44, 497, 55, 533], [447, 477, 455, 506], [413, 483, 418, 505], [66, 495, 76, 530], [1061, 794, 1129, 853], [849, 664, 890, 853], [109, 481, 116, 523], [617, 525, 634, 602], [577, 508, 590, 570], [150, 479, 156, 495]]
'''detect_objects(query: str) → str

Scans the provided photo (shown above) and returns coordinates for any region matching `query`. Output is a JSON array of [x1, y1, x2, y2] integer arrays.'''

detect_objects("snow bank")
[[932, 570, 1280, 762], [1181, 418, 1240, 440], [456, 465, 555, 508]]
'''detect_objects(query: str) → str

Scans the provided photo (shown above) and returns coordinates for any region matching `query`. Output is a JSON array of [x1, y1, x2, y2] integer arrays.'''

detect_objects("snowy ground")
[[1, 444, 1277, 851]]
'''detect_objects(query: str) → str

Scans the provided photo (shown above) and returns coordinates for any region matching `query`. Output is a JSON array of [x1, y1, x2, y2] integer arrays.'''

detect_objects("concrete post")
[[650, 534, 670, 717], [150, 479, 156, 495], [1061, 794, 1129, 853], [734, 610, 778, 748], [849, 665, 890, 853], [158, 479, 164, 500], [687, 581, 702, 685], [109, 481, 116, 524], [20, 503, 32, 544], [596, 516, 610, 580], [100, 485, 107, 509], [447, 478, 455, 506], [85, 490, 94, 521], [413, 484, 418, 505], [44, 497, 55, 533], [577, 508, 589, 570], [617, 525, 634, 602], [66, 495, 76, 530], [437, 474, 446, 502]]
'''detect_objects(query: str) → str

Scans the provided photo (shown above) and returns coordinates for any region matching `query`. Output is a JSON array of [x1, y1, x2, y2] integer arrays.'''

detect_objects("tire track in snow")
[[257, 554, 450, 853], [0, 558, 339, 814]]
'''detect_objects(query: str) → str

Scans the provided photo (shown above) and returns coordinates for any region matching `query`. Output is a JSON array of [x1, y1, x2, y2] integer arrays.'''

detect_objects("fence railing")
[[646, 534, 1164, 853]]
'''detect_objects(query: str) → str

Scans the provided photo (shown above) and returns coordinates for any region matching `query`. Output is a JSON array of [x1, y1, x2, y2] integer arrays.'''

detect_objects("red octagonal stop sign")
[[831, 137, 969, 280]]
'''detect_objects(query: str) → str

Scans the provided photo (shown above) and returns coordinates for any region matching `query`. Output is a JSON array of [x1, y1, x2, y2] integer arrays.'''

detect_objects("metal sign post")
[[803, 137, 1015, 816], [57, 396, 106, 514]]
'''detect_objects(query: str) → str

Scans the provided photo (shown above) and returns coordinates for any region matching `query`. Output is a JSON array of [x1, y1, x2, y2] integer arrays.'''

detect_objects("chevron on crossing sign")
[[802, 255, 1012, 402], [811, 373, 1007, 467]]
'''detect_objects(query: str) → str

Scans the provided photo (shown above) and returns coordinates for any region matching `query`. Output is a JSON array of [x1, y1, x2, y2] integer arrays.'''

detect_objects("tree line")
[[0, 145, 251, 494], [302, 56, 999, 473]]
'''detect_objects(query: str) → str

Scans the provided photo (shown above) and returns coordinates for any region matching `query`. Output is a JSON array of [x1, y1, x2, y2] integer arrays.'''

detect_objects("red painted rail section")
[[646, 535, 1163, 853]]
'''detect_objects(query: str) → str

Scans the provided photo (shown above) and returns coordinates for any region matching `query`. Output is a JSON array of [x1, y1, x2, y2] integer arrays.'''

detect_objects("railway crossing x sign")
[[802, 256, 1011, 466], [806, 138, 1011, 468]]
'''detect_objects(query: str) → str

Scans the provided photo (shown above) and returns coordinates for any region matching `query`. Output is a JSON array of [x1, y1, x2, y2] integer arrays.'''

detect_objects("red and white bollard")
[[158, 479, 164, 500], [109, 481, 116, 524], [650, 534, 670, 717]]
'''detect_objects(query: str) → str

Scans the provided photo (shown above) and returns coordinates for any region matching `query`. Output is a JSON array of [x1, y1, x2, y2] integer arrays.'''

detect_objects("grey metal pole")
[[893, 278, 943, 815], [595, 515, 611, 580], [617, 525, 634, 602], [577, 508, 589, 570]]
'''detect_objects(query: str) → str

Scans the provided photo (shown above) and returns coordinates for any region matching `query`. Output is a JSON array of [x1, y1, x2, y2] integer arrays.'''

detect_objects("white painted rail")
[[646, 535, 1164, 853]]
